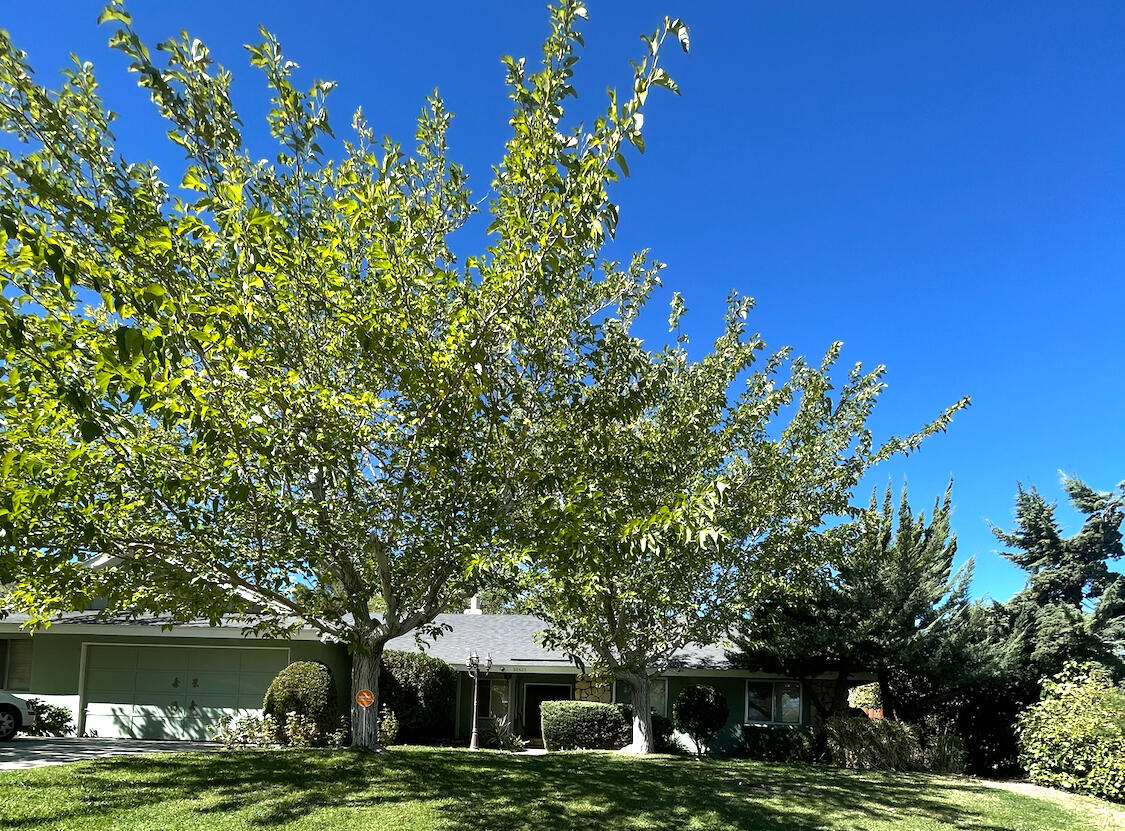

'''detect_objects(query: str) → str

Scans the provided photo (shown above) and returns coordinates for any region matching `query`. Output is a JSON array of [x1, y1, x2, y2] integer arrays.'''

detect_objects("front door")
[[523, 683, 572, 740]]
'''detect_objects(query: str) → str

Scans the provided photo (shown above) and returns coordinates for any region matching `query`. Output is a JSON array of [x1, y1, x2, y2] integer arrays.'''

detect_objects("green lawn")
[[1, 747, 1121, 831]]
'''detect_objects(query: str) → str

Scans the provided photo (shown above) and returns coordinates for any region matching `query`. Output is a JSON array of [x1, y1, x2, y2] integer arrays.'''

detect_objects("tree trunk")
[[620, 672, 654, 754], [350, 641, 384, 749]]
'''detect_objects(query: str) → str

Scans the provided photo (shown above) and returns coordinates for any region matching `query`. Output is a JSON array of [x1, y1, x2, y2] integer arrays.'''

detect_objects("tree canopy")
[[732, 483, 975, 731], [0, 0, 691, 746]]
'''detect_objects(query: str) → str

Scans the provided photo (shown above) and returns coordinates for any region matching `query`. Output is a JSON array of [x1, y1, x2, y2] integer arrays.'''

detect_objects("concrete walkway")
[[0, 736, 218, 770]]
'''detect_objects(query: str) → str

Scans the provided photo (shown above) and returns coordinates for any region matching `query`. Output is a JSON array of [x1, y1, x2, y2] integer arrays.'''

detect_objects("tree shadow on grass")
[[0, 748, 1072, 831]]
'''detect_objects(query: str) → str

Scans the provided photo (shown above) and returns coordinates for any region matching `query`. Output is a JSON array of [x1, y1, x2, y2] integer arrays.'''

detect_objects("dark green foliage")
[[673, 685, 729, 756], [651, 712, 682, 754], [262, 661, 338, 746], [540, 701, 631, 751], [736, 723, 813, 763], [24, 699, 74, 736], [826, 717, 920, 771], [379, 650, 457, 741], [1018, 663, 1125, 803], [732, 483, 974, 728], [939, 478, 1125, 777]]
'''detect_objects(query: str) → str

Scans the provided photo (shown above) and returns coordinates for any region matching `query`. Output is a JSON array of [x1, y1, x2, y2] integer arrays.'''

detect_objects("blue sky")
[[8, 2, 1124, 600]]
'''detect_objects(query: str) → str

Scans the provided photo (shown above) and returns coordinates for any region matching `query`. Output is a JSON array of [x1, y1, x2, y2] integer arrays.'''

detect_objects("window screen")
[[1, 639, 32, 691]]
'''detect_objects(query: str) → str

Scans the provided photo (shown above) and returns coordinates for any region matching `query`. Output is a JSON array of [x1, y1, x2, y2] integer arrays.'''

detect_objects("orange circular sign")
[[356, 689, 375, 708]]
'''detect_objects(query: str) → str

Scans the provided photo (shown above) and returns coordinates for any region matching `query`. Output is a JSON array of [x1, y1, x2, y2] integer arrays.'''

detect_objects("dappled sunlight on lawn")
[[0, 747, 1115, 831]]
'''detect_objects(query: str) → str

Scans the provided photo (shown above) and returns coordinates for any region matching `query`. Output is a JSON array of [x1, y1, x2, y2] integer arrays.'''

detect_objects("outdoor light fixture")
[[467, 650, 493, 751]]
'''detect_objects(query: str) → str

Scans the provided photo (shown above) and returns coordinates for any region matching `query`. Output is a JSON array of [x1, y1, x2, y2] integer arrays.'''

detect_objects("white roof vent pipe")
[[465, 595, 483, 615]]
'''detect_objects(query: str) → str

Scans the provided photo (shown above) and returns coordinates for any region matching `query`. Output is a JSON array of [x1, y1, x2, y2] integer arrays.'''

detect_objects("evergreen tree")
[[733, 483, 974, 729]]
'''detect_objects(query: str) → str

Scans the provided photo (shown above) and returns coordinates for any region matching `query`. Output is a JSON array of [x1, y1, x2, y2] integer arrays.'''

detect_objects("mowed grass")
[[1, 746, 1122, 831]]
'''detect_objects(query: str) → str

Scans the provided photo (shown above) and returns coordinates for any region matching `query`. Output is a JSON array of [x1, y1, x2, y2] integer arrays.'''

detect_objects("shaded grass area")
[[0, 746, 1119, 831]]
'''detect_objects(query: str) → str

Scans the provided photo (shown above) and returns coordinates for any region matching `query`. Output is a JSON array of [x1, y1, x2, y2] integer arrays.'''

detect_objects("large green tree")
[[732, 484, 975, 734], [523, 297, 968, 752], [0, 1, 689, 746]]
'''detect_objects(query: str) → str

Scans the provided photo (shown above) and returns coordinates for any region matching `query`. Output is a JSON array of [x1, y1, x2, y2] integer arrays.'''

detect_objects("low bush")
[[673, 685, 729, 756], [826, 716, 921, 770], [209, 713, 282, 747], [925, 732, 966, 775], [737, 723, 813, 763], [378, 705, 400, 746], [380, 651, 457, 742], [262, 661, 338, 746], [540, 700, 630, 751], [484, 714, 527, 752], [25, 699, 74, 736], [1017, 662, 1125, 803]]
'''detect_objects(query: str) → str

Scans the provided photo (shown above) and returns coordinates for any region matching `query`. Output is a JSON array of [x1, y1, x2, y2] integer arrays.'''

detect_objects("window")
[[745, 680, 801, 725], [0, 638, 32, 691], [612, 677, 668, 717]]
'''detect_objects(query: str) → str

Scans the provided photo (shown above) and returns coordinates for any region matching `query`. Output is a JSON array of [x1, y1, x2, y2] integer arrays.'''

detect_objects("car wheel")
[[0, 706, 19, 741]]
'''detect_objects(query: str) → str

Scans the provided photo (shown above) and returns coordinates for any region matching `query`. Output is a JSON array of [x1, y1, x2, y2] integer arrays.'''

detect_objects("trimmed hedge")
[[737, 723, 813, 763], [1017, 663, 1125, 803], [380, 650, 457, 741], [541, 700, 631, 751], [262, 661, 338, 746]]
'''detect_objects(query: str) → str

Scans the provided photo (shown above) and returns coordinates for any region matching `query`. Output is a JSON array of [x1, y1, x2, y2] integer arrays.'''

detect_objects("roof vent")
[[464, 595, 483, 615]]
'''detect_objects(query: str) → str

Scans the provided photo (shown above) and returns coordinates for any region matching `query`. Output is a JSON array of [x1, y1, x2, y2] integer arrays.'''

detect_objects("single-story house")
[[0, 605, 857, 751]]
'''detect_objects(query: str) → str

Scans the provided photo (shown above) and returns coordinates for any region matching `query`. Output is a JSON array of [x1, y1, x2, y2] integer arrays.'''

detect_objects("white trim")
[[77, 641, 292, 738], [744, 678, 803, 726]]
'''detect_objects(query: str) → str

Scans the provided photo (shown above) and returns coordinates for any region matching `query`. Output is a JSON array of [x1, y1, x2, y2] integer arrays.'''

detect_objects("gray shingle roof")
[[1, 609, 737, 670], [386, 614, 573, 668]]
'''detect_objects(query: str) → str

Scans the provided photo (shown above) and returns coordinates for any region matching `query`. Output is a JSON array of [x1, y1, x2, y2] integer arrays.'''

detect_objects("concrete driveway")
[[0, 736, 218, 770]]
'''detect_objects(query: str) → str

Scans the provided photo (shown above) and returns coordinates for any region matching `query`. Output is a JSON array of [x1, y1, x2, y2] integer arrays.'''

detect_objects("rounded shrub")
[[540, 700, 631, 751], [673, 685, 729, 756], [380, 650, 457, 741], [262, 661, 338, 746], [1017, 662, 1125, 803]]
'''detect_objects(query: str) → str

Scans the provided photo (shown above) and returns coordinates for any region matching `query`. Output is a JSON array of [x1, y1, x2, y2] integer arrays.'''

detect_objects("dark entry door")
[[524, 684, 572, 739]]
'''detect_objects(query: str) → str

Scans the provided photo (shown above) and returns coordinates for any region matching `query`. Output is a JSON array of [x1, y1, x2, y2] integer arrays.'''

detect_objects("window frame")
[[611, 676, 669, 717], [744, 679, 802, 726], [0, 638, 33, 692]]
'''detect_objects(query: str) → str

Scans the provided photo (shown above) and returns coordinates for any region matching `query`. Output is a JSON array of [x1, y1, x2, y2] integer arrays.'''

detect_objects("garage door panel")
[[188, 649, 242, 672], [84, 712, 136, 739], [239, 672, 280, 696], [134, 671, 189, 695], [240, 651, 288, 674], [190, 671, 240, 695], [84, 701, 134, 718], [88, 646, 139, 670], [137, 648, 187, 670], [85, 668, 137, 697]]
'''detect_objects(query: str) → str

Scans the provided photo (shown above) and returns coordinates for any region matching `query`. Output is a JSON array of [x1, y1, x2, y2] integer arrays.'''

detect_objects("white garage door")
[[82, 645, 289, 740]]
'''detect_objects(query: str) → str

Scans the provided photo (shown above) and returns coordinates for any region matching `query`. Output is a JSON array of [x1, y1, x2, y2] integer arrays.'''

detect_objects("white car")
[[0, 692, 35, 741]]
